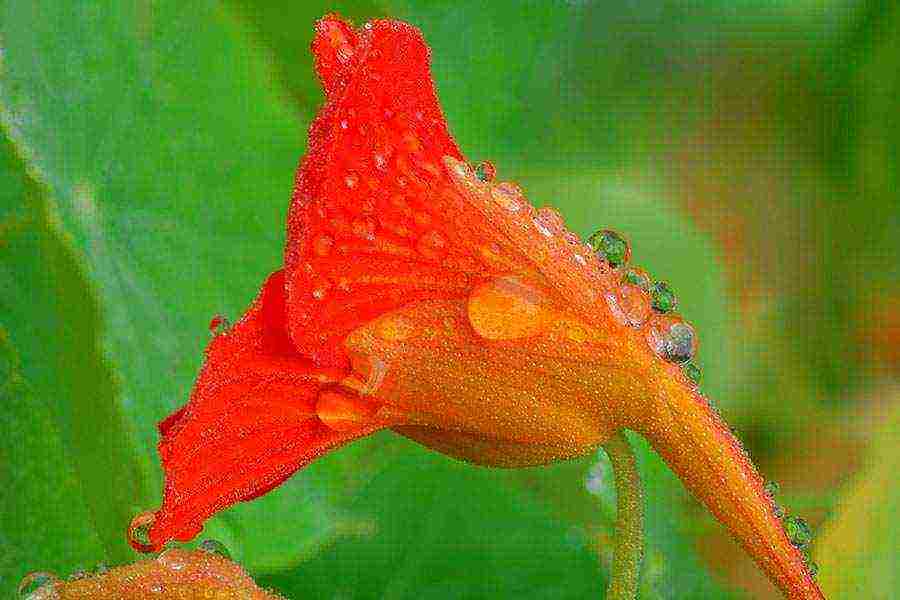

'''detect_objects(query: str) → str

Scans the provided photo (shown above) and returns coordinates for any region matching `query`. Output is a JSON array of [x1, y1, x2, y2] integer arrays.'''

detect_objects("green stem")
[[603, 431, 644, 600]]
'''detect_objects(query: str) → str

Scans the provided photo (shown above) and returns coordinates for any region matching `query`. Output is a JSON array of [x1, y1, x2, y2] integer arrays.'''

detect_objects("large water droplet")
[[208, 314, 230, 337], [623, 267, 652, 290], [474, 160, 496, 182], [313, 234, 334, 257], [157, 548, 187, 571], [490, 183, 524, 212], [606, 284, 652, 327], [533, 207, 564, 237], [198, 539, 232, 560], [650, 281, 677, 313], [344, 172, 359, 189], [17, 572, 57, 598], [588, 229, 630, 268], [416, 229, 448, 260], [128, 510, 157, 553], [316, 389, 376, 432], [646, 315, 697, 363], [682, 362, 702, 386], [783, 516, 813, 549], [468, 275, 551, 340]]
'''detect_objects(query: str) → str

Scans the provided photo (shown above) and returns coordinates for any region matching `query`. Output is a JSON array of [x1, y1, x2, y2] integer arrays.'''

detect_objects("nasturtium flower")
[[139, 15, 823, 600]]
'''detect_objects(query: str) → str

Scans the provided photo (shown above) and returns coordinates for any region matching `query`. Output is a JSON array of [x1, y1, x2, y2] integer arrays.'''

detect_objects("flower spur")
[[133, 15, 825, 600]]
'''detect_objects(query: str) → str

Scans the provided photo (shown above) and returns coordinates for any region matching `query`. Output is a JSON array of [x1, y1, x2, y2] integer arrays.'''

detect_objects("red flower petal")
[[144, 271, 387, 551], [286, 17, 514, 368]]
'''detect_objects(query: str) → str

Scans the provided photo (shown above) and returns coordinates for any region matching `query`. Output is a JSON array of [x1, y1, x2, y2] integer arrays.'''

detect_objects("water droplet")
[[352, 216, 377, 240], [806, 559, 819, 578], [682, 362, 702, 386], [623, 267, 652, 290], [313, 234, 334, 257], [68, 569, 88, 581], [128, 510, 157, 553], [311, 279, 331, 301], [208, 314, 230, 336], [468, 275, 551, 340], [375, 314, 416, 341], [198, 539, 232, 560], [340, 119, 349, 130], [344, 172, 359, 189], [474, 160, 496, 182], [373, 153, 388, 171], [336, 43, 354, 63], [533, 207, 564, 237], [490, 183, 524, 212], [646, 315, 697, 363], [783, 516, 813, 549], [157, 548, 187, 571], [588, 229, 630, 268], [18, 572, 57, 598], [316, 389, 376, 432], [606, 284, 652, 327], [416, 229, 448, 260], [446, 157, 472, 179], [93, 563, 109, 575], [650, 281, 677, 313], [566, 324, 588, 343]]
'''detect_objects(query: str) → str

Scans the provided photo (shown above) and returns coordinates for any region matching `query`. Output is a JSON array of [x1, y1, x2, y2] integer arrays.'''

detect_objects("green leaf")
[[0, 136, 142, 585]]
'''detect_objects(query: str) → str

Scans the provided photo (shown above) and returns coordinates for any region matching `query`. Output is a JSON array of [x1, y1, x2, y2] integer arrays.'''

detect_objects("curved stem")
[[603, 431, 644, 600]]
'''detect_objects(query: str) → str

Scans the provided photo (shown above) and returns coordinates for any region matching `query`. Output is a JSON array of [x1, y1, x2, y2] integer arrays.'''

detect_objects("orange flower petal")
[[145, 271, 387, 551]]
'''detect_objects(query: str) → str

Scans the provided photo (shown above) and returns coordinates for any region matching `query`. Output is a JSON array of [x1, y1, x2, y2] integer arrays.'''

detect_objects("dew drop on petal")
[[623, 267, 652, 290], [588, 229, 630, 268], [313, 234, 334, 257], [156, 548, 187, 571], [344, 172, 359, 189], [468, 275, 551, 340], [783, 516, 813, 549], [311, 279, 331, 300], [646, 315, 697, 363], [316, 389, 375, 432], [68, 569, 88, 581], [490, 183, 524, 212], [17, 572, 57, 598], [533, 207, 564, 237], [127, 510, 157, 553], [416, 229, 448, 260], [352, 216, 377, 240], [682, 362, 702, 386], [474, 160, 496, 182], [651, 281, 677, 313], [606, 284, 652, 327], [336, 43, 354, 63], [198, 539, 232, 560], [208, 314, 231, 337]]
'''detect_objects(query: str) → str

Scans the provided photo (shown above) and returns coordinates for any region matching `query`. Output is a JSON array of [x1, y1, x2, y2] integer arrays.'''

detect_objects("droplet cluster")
[[765, 480, 820, 578], [587, 228, 702, 385], [445, 155, 705, 390]]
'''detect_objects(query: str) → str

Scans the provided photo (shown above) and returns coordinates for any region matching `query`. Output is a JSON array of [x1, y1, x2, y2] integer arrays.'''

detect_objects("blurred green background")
[[1, 1, 897, 598]]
